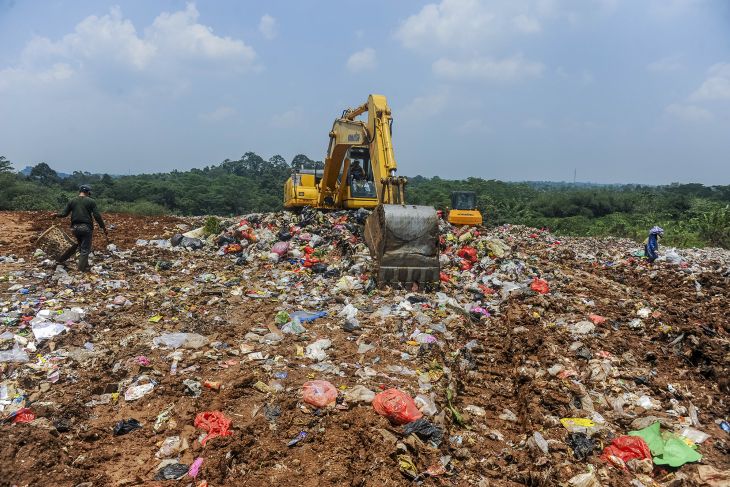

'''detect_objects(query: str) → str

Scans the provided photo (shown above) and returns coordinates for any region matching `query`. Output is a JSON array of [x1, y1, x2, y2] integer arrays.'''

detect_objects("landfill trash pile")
[[0, 209, 728, 486]]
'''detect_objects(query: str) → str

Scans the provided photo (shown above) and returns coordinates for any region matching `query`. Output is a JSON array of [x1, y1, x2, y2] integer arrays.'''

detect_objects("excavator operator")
[[350, 160, 366, 181]]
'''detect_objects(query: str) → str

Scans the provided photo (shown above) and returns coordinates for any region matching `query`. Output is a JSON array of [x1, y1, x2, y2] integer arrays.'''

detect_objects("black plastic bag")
[[154, 463, 189, 480], [567, 432, 596, 461], [403, 418, 443, 447], [113, 418, 141, 436]]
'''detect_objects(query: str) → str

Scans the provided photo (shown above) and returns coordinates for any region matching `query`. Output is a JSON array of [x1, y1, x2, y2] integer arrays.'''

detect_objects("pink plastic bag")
[[302, 380, 338, 408], [372, 389, 423, 425], [271, 241, 289, 256]]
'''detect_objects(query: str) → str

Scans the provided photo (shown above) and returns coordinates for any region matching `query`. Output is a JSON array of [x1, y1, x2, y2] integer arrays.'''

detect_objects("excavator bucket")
[[364, 204, 440, 286]]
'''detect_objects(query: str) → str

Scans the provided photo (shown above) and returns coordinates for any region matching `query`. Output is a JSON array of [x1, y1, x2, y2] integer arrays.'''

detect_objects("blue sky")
[[0, 0, 728, 184]]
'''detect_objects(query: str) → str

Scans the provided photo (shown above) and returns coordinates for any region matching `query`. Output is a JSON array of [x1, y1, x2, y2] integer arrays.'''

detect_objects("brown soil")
[[0, 213, 727, 487]]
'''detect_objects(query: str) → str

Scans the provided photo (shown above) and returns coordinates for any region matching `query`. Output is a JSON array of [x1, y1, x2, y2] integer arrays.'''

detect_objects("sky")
[[0, 0, 729, 184]]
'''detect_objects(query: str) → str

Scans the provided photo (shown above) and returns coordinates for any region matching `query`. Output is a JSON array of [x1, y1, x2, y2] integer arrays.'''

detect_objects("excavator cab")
[[448, 191, 483, 226]]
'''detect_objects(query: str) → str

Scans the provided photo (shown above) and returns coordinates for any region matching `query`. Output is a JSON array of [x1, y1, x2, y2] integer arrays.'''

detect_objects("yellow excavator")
[[447, 191, 483, 226], [283, 94, 439, 285]]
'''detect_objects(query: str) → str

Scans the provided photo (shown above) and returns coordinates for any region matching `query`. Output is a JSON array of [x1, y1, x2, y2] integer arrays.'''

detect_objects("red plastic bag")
[[372, 389, 423, 425], [530, 277, 550, 294], [589, 314, 607, 325], [194, 411, 232, 446], [600, 435, 652, 470], [12, 408, 35, 424], [301, 380, 338, 408], [456, 247, 478, 263], [439, 272, 451, 283], [459, 260, 472, 271]]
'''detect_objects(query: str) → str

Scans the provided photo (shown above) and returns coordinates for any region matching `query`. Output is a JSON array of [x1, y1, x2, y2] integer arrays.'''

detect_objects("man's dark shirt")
[[57, 196, 106, 230]]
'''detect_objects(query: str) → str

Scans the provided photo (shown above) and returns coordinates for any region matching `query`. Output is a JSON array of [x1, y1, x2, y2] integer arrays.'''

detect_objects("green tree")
[[0, 156, 13, 173], [28, 162, 60, 186]]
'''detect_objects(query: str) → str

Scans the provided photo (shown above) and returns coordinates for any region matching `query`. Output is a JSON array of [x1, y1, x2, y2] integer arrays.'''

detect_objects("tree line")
[[0, 154, 728, 248]]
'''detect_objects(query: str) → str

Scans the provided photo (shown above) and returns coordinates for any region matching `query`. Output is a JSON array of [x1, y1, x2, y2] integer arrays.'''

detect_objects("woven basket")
[[37, 226, 75, 260]]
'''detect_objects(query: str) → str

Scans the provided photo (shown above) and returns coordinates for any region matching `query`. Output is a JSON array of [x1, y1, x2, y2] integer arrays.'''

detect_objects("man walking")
[[54, 185, 108, 271], [644, 226, 664, 264]]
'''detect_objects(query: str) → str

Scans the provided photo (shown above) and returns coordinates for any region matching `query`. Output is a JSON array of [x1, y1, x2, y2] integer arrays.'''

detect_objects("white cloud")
[[0, 3, 257, 93], [395, 0, 614, 50], [647, 56, 682, 73], [512, 14, 541, 33], [665, 103, 713, 123], [395, 0, 497, 50], [346, 48, 377, 73], [690, 63, 730, 101], [400, 92, 449, 119], [270, 107, 304, 128], [258, 14, 277, 40], [455, 118, 491, 134], [201, 106, 236, 122], [433, 55, 543, 82]]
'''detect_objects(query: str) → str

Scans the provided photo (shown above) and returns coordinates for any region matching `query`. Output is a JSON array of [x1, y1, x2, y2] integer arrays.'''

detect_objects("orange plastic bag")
[[530, 277, 550, 294], [301, 380, 338, 408], [372, 389, 423, 425], [194, 411, 232, 446]]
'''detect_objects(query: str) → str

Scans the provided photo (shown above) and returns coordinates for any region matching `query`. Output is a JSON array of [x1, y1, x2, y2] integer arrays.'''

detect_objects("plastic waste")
[[415, 394, 439, 416], [153, 332, 209, 349], [567, 432, 596, 460], [271, 241, 289, 256], [373, 389, 423, 425], [696, 465, 730, 487], [287, 431, 308, 447], [0, 345, 29, 363], [600, 435, 652, 470], [529, 431, 549, 454], [12, 408, 35, 423], [568, 321, 595, 335], [301, 380, 338, 408], [402, 418, 443, 447], [305, 339, 331, 362], [188, 457, 204, 478], [31, 319, 68, 341], [155, 463, 189, 480], [289, 310, 327, 322], [156, 435, 183, 458], [680, 427, 710, 444], [567, 471, 601, 487], [125, 383, 154, 401], [113, 418, 142, 436], [194, 411, 232, 446], [344, 385, 375, 404], [530, 277, 549, 294], [629, 422, 702, 467]]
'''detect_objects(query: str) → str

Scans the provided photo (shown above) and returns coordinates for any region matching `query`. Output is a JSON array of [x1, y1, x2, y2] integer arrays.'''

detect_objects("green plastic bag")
[[629, 422, 702, 467], [629, 422, 663, 455]]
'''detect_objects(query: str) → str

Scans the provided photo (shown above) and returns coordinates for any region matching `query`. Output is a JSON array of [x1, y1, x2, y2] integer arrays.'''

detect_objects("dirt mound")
[[0, 211, 728, 486]]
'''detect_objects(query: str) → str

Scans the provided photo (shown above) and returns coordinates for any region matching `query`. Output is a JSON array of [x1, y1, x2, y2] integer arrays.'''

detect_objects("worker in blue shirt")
[[644, 226, 664, 263]]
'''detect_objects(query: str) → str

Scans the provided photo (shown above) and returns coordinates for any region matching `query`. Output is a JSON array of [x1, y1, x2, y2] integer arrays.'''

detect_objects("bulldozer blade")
[[364, 204, 440, 286]]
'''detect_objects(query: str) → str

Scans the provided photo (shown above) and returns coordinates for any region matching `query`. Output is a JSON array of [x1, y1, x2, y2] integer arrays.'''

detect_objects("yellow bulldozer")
[[283, 94, 440, 286]]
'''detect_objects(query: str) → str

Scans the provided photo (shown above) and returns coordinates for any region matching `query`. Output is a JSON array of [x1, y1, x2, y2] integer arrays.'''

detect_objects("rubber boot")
[[77, 253, 90, 272]]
